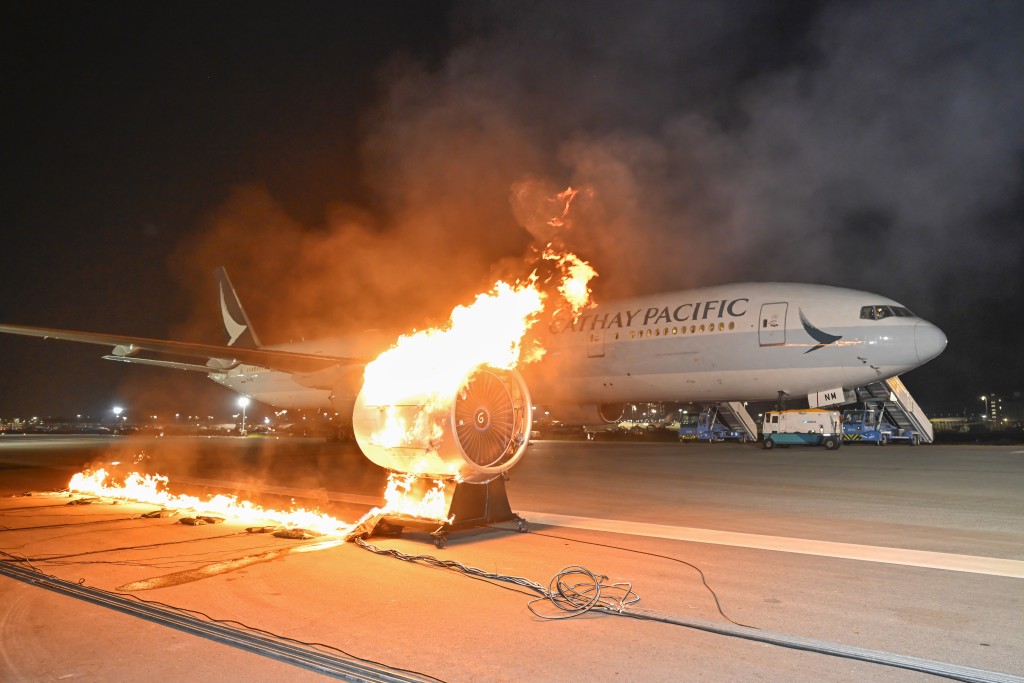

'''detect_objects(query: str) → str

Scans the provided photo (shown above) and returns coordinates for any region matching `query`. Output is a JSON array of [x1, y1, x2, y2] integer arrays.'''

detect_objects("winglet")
[[215, 267, 261, 348]]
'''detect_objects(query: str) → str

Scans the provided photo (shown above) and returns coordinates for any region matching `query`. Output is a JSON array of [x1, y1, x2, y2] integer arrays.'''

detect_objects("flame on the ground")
[[68, 468, 452, 535], [379, 473, 451, 522]]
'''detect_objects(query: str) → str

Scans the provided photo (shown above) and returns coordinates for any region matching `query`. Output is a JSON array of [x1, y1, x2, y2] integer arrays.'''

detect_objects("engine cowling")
[[598, 403, 626, 422], [352, 367, 532, 483], [536, 403, 626, 425]]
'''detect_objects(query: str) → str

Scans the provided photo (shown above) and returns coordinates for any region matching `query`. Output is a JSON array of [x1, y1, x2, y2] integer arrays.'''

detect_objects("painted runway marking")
[[168, 476, 1024, 579], [518, 511, 1024, 579]]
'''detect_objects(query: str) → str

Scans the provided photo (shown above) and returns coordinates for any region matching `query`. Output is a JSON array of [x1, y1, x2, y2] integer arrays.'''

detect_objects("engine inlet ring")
[[451, 367, 532, 478]]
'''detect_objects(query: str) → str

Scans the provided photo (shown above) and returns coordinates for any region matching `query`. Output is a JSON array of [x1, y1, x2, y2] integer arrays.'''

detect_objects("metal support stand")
[[369, 477, 528, 549]]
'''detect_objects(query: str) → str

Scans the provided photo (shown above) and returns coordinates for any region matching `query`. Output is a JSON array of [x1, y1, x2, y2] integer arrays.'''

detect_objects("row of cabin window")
[[628, 321, 736, 340]]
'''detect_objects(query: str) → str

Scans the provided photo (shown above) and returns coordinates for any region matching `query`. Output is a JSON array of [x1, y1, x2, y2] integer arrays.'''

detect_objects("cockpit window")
[[860, 305, 915, 320]]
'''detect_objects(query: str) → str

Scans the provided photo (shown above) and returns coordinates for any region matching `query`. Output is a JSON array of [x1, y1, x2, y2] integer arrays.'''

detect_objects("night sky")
[[2, 1, 1022, 421]]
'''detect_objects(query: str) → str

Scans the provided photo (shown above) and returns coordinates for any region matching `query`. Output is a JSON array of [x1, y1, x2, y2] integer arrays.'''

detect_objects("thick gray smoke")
[[366, 0, 1024, 303], [182, 1, 1022, 402], [360, 0, 1024, 401]]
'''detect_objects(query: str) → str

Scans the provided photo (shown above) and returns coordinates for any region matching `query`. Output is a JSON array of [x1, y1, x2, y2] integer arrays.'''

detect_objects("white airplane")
[[524, 281, 946, 417], [0, 269, 946, 455]]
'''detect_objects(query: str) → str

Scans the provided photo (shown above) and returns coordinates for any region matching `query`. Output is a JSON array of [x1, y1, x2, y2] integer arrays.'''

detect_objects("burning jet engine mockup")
[[352, 367, 532, 482], [350, 366, 532, 547]]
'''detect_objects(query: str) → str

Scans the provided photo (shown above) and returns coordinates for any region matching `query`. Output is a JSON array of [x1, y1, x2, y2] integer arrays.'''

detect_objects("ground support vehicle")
[[842, 408, 921, 446], [678, 407, 750, 443], [762, 409, 842, 450]]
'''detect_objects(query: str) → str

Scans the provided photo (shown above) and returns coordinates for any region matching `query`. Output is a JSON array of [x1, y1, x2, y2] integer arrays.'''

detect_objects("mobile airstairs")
[[715, 401, 760, 442], [854, 376, 935, 444]]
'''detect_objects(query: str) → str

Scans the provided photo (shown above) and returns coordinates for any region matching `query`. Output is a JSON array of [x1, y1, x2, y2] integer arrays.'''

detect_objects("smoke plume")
[[175, 0, 1023, 399]]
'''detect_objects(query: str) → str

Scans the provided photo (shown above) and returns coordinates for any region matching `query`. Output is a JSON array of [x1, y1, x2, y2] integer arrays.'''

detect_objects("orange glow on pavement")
[[68, 468, 454, 535]]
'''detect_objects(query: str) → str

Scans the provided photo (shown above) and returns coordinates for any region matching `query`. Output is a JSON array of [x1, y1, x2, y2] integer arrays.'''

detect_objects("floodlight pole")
[[238, 396, 250, 436]]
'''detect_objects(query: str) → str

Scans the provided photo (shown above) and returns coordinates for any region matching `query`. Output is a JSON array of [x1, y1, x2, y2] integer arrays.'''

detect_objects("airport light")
[[238, 396, 250, 435]]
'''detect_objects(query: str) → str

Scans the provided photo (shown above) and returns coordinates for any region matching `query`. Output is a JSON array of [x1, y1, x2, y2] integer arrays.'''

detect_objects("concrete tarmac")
[[1, 434, 1022, 682]]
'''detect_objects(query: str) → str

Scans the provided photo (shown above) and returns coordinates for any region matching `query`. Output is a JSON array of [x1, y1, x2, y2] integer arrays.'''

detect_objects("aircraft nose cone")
[[915, 321, 947, 363]]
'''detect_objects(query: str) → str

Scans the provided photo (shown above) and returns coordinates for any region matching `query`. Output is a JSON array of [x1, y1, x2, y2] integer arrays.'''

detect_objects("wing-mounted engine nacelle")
[[351, 367, 533, 483], [535, 402, 626, 425]]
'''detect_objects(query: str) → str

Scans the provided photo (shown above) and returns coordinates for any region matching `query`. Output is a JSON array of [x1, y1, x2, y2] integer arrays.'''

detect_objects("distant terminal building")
[[995, 392, 1023, 429], [977, 392, 1022, 430], [981, 394, 1002, 423], [930, 416, 969, 433]]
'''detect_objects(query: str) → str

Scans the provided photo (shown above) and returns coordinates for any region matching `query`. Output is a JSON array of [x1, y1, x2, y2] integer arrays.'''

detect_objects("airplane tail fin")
[[215, 267, 262, 348]]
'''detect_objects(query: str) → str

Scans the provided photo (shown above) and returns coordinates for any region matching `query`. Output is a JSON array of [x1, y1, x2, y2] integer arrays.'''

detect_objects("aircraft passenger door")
[[587, 330, 605, 358], [759, 302, 788, 346]]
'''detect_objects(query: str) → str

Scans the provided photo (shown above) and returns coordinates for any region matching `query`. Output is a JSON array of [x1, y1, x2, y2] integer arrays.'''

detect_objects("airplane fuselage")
[[210, 282, 946, 412], [525, 282, 945, 404]]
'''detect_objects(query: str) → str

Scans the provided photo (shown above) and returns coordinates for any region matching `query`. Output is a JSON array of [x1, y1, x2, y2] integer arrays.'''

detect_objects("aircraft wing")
[[0, 323, 364, 374]]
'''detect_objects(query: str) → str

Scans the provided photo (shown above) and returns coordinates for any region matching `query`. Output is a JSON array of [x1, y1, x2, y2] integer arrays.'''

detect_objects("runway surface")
[[1, 435, 1022, 682]]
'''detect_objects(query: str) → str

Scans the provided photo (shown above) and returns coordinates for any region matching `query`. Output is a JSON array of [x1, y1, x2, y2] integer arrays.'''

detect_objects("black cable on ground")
[[353, 537, 1023, 683], [1, 530, 246, 562], [0, 516, 144, 532], [0, 555, 445, 683], [491, 524, 753, 628], [3, 538, 293, 571], [4, 528, 244, 561], [617, 607, 1024, 683], [0, 502, 94, 512]]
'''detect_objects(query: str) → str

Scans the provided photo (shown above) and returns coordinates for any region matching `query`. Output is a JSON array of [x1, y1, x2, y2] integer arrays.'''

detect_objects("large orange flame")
[[361, 280, 545, 450], [542, 248, 597, 318], [66, 187, 599, 535], [363, 280, 545, 407], [360, 186, 597, 453]]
